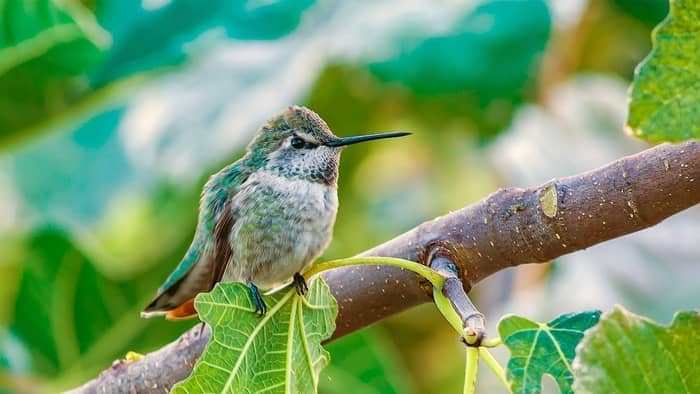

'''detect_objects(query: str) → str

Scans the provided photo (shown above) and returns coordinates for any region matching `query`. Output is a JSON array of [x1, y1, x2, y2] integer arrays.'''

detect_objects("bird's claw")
[[293, 273, 308, 296], [247, 282, 267, 316]]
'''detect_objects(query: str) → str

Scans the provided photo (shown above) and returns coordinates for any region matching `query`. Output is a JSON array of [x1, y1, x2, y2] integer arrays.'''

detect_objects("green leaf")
[[573, 307, 700, 393], [498, 311, 601, 394], [173, 279, 337, 393], [627, 0, 700, 143]]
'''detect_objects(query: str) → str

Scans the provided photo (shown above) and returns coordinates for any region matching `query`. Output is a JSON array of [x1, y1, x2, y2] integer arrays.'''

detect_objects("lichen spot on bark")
[[540, 184, 558, 218]]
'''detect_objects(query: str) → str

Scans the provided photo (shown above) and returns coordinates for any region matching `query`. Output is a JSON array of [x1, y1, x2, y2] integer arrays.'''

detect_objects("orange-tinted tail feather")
[[165, 298, 198, 320]]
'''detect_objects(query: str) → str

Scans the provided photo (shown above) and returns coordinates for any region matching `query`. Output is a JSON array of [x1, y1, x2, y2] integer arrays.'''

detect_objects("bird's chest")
[[226, 171, 338, 286]]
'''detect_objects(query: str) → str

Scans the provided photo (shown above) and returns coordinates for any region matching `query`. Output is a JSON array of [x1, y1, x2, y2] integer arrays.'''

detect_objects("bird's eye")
[[291, 136, 305, 149], [291, 136, 317, 149]]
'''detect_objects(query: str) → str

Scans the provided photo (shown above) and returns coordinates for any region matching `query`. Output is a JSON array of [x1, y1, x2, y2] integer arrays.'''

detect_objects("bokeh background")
[[1, 0, 698, 393]]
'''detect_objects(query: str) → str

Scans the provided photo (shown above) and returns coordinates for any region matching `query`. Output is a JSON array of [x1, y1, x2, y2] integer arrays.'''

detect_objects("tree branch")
[[70, 140, 699, 393]]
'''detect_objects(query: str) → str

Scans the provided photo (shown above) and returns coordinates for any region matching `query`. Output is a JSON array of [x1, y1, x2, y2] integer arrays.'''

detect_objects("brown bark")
[[69, 140, 699, 393]]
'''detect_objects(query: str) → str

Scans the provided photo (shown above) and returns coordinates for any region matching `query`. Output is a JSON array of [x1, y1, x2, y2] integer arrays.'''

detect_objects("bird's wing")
[[211, 198, 234, 284], [141, 164, 246, 319]]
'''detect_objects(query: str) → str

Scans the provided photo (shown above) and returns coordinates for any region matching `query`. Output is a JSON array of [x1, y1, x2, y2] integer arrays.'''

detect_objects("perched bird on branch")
[[141, 106, 409, 318]]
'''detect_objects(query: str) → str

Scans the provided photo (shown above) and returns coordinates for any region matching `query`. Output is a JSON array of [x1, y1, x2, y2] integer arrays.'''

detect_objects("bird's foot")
[[293, 273, 308, 296], [247, 282, 267, 316]]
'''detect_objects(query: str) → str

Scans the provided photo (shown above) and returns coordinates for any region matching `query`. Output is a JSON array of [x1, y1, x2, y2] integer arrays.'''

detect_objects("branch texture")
[[70, 140, 699, 393]]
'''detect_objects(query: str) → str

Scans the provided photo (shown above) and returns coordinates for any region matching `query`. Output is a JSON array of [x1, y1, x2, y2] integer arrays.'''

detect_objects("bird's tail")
[[141, 240, 213, 320], [141, 295, 197, 320]]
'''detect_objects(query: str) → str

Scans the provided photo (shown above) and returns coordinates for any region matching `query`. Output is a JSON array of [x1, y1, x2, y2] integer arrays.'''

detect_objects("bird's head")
[[247, 106, 409, 185]]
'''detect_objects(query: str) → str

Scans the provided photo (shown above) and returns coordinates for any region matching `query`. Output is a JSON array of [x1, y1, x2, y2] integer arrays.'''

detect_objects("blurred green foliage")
[[0, 0, 108, 141], [0, 0, 687, 393], [93, 0, 314, 84], [0, 0, 314, 144], [10, 230, 191, 385], [369, 0, 550, 98], [321, 330, 415, 394]]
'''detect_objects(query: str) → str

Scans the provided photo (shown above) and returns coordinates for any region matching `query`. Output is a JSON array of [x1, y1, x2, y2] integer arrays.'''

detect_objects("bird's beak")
[[324, 131, 411, 147]]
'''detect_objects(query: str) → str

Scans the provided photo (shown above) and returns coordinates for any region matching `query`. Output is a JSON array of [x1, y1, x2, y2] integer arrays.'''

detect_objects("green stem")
[[480, 348, 508, 389], [463, 346, 479, 394], [480, 337, 502, 348], [308, 255, 507, 393], [433, 286, 465, 335], [305, 257, 445, 287]]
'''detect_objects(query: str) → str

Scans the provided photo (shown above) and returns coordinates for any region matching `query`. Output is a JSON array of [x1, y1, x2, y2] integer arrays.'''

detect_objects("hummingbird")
[[141, 106, 409, 319]]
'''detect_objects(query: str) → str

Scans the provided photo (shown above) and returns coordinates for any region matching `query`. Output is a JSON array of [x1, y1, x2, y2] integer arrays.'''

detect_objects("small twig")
[[428, 248, 508, 391], [428, 248, 486, 345]]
